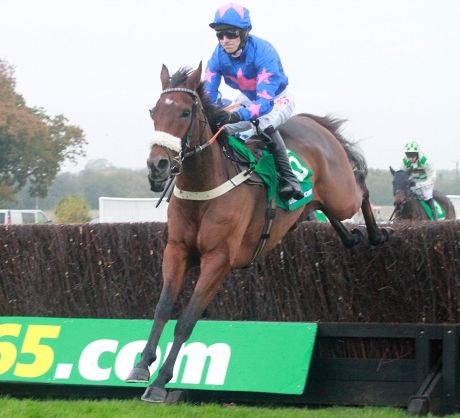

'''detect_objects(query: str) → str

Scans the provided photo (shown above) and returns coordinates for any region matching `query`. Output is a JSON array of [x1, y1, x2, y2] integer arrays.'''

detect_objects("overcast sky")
[[2, 0, 459, 173]]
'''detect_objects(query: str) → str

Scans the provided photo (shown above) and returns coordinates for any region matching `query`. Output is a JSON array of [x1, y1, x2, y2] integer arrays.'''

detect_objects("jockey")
[[401, 141, 437, 220], [204, 3, 304, 201]]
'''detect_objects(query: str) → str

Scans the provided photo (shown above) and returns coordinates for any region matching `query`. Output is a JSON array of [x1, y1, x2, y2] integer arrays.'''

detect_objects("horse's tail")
[[298, 113, 368, 176]]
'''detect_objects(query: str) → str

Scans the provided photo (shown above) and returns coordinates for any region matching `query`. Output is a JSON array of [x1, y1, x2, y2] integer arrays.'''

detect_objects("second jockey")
[[401, 141, 437, 220]]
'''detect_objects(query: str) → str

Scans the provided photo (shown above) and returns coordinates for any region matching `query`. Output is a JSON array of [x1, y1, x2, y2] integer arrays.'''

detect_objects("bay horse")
[[126, 63, 391, 402], [390, 167, 456, 221]]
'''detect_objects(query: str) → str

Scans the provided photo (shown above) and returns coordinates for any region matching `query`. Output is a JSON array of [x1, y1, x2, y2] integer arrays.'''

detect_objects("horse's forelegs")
[[319, 205, 364, 248], [141, 253, 231, 402], [356, 171, 393, 245], [125, 284, 175, 383], [361, 197, 392, 245], [126, 244, 189, 383], [361, 184, 393, 245]]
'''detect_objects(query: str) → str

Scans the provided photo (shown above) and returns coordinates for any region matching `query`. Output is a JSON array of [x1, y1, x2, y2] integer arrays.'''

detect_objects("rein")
[[155, 88, 245, 203], [388, 205, 399, 221], [160, 89, 273, 264]]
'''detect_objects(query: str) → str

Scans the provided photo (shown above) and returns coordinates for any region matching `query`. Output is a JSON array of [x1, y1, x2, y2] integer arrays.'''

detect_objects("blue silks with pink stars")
[[204, 35, 289, 122]]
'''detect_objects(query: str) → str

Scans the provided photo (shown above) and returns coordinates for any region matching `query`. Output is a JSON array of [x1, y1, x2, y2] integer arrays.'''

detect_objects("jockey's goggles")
[[216, 30, 240, 40], [405, 152, 418, 158]]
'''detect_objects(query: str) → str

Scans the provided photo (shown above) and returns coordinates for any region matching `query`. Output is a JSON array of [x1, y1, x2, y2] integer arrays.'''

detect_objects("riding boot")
[[263, 126, 304, 200], [426, 198, 438, 221]]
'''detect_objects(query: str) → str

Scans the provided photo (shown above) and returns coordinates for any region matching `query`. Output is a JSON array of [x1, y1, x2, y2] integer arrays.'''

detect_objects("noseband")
[[158, 87, 209, 161]]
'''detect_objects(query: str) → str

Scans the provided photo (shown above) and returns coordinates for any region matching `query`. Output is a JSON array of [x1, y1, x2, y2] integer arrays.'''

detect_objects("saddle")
[[220, 134, 314, 212], [219, 135, 266, 187]]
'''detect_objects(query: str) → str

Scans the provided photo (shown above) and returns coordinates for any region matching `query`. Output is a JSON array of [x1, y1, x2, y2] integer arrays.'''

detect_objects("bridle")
[[155, 87, 212, 163], [390, 175, 414, 221], [152, 87, 238, 167], [149, 86, 230, 200]]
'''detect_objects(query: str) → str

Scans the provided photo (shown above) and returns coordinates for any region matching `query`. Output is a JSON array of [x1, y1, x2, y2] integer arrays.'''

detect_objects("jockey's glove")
[[216, 111, 242, 127]]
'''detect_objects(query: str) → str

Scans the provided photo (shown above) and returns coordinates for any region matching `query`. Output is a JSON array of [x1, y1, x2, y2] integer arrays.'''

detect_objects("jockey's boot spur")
[[263, 126, 304, 201], [426, 198, 438, 220]]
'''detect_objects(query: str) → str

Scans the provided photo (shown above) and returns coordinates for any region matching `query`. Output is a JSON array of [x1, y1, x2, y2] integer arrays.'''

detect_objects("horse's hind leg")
[[141, 252, 231, 403], [355, 170, 392, 245], [126, 244, 189, 383]]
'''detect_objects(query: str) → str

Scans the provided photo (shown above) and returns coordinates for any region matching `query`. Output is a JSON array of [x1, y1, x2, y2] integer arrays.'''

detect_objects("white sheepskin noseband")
[[150, 131, 182, 153]]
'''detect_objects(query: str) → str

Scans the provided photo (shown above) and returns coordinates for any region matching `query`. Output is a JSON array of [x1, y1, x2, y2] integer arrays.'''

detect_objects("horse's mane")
[[169, 67, 190, 88], [298, 113, 368, 175], [170, 67, 227, 134]]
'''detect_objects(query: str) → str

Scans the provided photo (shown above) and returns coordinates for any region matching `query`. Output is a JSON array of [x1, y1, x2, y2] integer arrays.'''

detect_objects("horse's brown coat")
[[127, 64, 389, 401]]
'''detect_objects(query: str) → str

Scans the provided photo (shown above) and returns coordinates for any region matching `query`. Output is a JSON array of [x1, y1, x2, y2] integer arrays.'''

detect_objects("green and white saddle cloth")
[[227, 136, 314, 211], [419, 199, 446, 220]]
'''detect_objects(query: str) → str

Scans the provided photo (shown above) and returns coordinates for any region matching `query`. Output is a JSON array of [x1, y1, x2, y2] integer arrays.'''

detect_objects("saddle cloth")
[[227, 135, 314, 211], [419, 199, 446, 220]]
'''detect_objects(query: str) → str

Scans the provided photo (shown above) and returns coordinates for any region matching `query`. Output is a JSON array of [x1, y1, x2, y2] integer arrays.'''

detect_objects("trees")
[[54, 195, 91, 224], [0, 59, 87, 205], [14, 161, 156, 210]]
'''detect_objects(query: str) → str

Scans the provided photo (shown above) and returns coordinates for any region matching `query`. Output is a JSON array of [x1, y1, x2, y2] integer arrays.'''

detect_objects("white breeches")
[[225, 89, 295, 135], [410, 181, 434, 200]]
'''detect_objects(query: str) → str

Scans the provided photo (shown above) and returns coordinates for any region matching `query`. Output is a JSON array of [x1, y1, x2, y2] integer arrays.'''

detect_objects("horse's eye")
[[181, 109, 191, 118]]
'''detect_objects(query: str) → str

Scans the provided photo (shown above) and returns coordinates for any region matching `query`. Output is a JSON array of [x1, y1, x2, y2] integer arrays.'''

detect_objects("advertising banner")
[[0, 317, 317, 394]]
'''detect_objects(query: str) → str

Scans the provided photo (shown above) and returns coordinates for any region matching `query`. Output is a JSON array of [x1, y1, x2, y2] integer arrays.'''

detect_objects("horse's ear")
[[186, 62, 202, 91], [160, 64, 170, 89], [389, 166, 395, 176]]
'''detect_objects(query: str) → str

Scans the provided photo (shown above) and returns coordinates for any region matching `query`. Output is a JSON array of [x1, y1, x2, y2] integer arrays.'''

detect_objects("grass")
[[1, 396, 455, 418]]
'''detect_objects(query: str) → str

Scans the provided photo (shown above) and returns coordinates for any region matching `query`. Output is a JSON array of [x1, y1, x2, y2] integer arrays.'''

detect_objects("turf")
[[1, 396, 453, 418]]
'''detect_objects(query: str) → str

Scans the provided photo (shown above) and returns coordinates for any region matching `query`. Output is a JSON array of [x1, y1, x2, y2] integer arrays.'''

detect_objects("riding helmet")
[[404, 141, 421, 154], [209, 3, 252, 30]]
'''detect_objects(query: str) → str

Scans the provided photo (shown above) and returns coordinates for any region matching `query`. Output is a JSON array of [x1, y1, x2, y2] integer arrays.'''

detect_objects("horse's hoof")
[[369, 227, 393, 246], [343, 228, 364, 248], [141, 386, 168, 403], [384, 227, 395, 237], [166, 390, 187, 404], [125, 367, 150, 383], [379, 227, 394, 243], [352, 227, 365, 240], [377, 228, 395, 244]]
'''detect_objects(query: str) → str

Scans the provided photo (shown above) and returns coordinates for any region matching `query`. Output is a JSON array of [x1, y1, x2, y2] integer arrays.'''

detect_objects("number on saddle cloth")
[[227, 136, 314, 211]]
